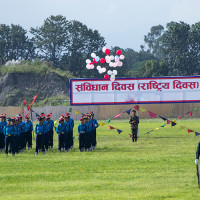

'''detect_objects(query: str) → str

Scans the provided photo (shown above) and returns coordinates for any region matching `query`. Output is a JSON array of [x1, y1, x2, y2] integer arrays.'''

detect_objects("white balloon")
[[102, 46, 107, 53], [102, 67, 106, 73], [86, 64, 90, 69], [99, 68, 103, 74], [91, 53, 96, 58], [113, 63, 117, 67], [96, 65, 101, 70], [120, 55, 125, 60], [110, 55, 114, 60], [111, 74, 115, 79], [105, 55, 111, 63], [86, 59, 91, 64], [119, 61, 123, 67], [115, 57, 120, 62], [110, 77, 115, 82], [113, 70, 117, 75], [109, 62, 114, 67], [107, 70, 112, 75], [90, 64, 94, 69]]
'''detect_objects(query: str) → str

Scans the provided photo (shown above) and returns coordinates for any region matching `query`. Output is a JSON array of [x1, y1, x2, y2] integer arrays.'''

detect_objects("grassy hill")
[[0, 119, 199, 199]]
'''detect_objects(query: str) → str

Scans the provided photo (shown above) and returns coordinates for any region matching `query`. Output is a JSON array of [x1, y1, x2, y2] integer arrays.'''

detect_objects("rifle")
[[196, 162, 200, 189]]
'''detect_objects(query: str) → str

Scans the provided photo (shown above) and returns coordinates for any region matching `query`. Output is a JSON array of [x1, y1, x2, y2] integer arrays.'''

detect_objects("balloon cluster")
[[85, 47, 125, 81]]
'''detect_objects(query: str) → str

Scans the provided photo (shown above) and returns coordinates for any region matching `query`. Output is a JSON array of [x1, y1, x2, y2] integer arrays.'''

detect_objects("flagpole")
[[30, 107, 35, 140]]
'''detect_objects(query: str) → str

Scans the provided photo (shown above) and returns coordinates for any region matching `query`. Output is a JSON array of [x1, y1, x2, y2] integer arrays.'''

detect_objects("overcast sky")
[[0, 0, 200, 51]]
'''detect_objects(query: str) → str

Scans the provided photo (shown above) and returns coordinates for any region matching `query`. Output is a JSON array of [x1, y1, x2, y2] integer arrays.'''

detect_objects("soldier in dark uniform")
[[0, 115, 5, 151], [129, 110, 139, 142], [195, 142, 200, 165]]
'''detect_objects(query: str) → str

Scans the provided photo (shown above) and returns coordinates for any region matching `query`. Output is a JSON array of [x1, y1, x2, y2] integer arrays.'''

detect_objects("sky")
[[0, 0, 200, 51]]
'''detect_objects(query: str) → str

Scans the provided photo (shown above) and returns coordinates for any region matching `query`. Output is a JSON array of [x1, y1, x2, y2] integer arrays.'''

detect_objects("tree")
[[60, 20, 106, 77], [162, 21, 196, 75], [30, 15, 69, 66], [0, 24, 34, 65], [144, 25, 165, 59]]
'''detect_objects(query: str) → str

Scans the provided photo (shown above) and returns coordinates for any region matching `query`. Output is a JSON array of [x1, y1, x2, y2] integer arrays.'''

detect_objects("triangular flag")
[[117, 129, 122, 134], [114, 113, 122, 118], [188, 129, 194, 133], [30, 94, 38, 107], [130, 134, 132, 138], [123, 108, 132, 115], [35, 112, 40, 118], [145, 130, 153, 134], [171, 122, 177, 127], [148, 111, 157, 119], [99, 122, 106, 126], [108, 126, 115, 130], [107, 118, 113, 123], [167, 120, 171, 125], [140, 107, 147, 113], [133, 105, 140, 111], [195, 132, 200, 136], [158, 115, 167, 121], [190, 111, 192, 117], [74, 110, 81, 115], [194, 107, 199, 111], [23, 97, 30, 110], [177, 115, 183, 119], [69, 107, 72, 112], [160, 124, 166, 127]]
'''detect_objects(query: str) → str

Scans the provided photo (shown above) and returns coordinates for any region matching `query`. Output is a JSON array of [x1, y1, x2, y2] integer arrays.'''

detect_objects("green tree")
[[60, 20, 106, 77], [30, 15, 69, 66]]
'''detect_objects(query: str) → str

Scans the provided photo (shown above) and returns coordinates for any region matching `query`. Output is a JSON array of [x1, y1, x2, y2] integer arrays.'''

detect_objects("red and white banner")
[[70, 76, 200, 105]]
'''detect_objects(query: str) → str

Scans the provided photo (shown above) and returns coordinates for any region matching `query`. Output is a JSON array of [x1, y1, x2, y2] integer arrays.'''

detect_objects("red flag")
[[167, 120, 171, 125], [133, 105, 140, 111], [108, 126, 115, 130], [30, 94, 38, 107], [148, 111, 157, 119], [130, 134, 132, 138], [23, 98, 30, 110], [177, 115, 183, 119], [190, 111, 192, 117], [188, 129, 194, 133]]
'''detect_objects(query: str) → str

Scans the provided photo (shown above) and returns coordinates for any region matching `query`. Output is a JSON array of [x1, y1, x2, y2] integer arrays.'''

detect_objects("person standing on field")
[[129, 110, 139, 142]]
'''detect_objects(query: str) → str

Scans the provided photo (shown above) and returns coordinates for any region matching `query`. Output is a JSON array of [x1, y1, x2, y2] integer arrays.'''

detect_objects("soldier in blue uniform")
[[46, 113, 54, 150], [0, 115, 5, 151], [66, 113, 74, 150], [56, 117, 68, 152], [18, 114, 26, 151], [78, 117, 87, 152], [12, 118, 20, 154], [90, 111, 99, 150], [3, 118, 15, 156], [86, 113, 92, 151], [24, 114, 33, 150], [35, 117, 46, 155]]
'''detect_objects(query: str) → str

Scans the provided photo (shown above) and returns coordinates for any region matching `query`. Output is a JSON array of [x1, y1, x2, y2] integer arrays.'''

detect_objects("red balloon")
[[116, 50, 122, 55], [93, 58, 98, 64], [105, 49, 110, 55], [104, 74, 109, 80], [90, 62, 94, 65], [100, 58, 105, 64]]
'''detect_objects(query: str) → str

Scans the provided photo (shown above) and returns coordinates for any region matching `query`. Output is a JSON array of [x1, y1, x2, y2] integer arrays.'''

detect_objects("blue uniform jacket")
[[19, 122, 25, 133], [90, 119, 99, 130], [24, 121, 33, 132], [3, 125, 14, 136], [46, 120, 54, 132], [13, 125, 20, 135], [35, 124, 45, 135], [78, 124, 87, 135], [68, 118, 74, 131], [0, 122, 5, 134], [56, 123, 67, 134], [86, 121, 92, 133]]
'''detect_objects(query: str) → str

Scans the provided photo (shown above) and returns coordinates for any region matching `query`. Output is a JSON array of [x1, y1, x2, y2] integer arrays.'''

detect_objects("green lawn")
[[0, 119, 200, 200]]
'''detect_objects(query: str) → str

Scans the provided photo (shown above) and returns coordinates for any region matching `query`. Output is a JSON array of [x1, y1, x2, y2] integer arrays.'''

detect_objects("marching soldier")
[[90, 111, 99, 150], [24, 114, 33, 150], [66, 113, 74, 150], [18, 114, 26, 151], [86, 113, 92, 151], [46, 113, 54, 149], [35, 117, 46, 155], [129, 110, 139, 142], [3, 118, 15, 156]]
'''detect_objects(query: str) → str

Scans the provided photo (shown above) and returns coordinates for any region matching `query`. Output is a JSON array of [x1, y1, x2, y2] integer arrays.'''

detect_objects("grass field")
[[0, 119, 200, 200]]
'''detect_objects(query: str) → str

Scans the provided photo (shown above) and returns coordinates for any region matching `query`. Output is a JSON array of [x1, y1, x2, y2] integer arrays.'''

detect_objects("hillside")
[[0, 61, 75, 106]]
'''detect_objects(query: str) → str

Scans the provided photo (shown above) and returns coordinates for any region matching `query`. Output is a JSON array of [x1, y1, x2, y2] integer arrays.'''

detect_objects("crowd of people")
[[0, 111, 99, 156]]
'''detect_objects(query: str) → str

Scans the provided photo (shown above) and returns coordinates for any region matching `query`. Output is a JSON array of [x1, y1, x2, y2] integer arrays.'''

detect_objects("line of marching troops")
[[0, 111, 99, 156]]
